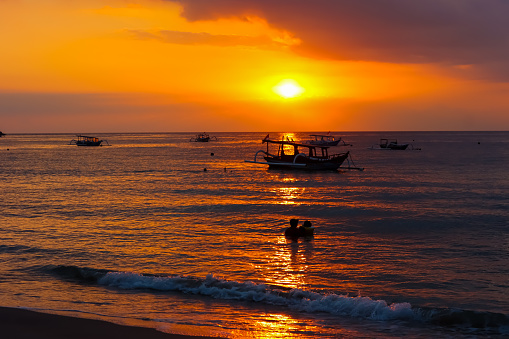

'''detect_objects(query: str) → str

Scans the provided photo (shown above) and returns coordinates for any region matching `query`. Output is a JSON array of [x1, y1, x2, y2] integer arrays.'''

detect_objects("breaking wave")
[[46, 265, 509, 334]]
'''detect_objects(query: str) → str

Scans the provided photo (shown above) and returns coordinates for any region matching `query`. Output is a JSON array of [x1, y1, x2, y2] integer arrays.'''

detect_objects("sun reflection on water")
[[278, 132, 296, 141], [245, 313, 306, 339], [269, 177, 306, 205], [271, 187, 303, 205], [229, 310, 355, 338], [254, 236, 314, 290]]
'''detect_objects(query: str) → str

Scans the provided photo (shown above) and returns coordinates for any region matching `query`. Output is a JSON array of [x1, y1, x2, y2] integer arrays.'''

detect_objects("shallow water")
[[1, 131, 508, 338]]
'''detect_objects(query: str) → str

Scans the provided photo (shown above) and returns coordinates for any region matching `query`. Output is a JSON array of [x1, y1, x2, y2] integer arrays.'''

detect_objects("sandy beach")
[[0, 307, 217, 339]]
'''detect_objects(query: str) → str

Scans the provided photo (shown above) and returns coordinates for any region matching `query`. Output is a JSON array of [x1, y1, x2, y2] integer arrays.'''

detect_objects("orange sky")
[[1, 0, 508, 132]]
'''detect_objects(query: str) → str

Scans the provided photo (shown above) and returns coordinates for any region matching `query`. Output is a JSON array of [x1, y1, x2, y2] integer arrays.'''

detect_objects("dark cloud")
[[174, 0, 509, 80]]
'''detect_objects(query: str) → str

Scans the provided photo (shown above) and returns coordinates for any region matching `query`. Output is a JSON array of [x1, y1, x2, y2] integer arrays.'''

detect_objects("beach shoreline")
[[0, 306, 218, 339]]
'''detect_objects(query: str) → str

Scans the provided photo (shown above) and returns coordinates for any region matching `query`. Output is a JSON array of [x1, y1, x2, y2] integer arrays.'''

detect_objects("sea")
[[1, 131, 508, 338]]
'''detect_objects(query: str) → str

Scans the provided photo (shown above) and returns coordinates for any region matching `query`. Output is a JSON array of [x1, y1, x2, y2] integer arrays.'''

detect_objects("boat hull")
[[308, 140, 340, 147], [380, 144, 409, 150], [71, 135, 105, 146], [76, 141, 102, 146], [263, 152, 349, 171], [378, 139, 409, 150]]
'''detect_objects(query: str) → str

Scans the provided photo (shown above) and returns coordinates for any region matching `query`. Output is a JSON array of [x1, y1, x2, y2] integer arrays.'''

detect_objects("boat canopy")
[[262, 138, 331, 158], [309, 134, 336, 140], [263, 138, 324, 148], [78, 135, 100, 142]]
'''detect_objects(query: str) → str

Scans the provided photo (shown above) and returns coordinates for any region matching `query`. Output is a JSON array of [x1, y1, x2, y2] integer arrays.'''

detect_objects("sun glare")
[[273, 79, 304, 99]]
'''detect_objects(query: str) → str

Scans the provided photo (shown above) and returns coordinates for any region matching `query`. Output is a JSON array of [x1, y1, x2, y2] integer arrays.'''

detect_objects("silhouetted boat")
[[245, 135, 363, 171], [306, 134, 352, 147], [190, 133, 217, 142], [375, 138, 409, 150], [0, 131, 5, 137], [69, 135, 108, 146]]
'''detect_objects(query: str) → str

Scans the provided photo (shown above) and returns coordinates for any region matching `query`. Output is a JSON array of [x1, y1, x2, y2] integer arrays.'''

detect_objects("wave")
[[45, 265, 509, 333]]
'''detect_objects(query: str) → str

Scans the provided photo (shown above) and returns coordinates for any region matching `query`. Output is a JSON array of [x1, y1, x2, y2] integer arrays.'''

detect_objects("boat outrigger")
[[306, 134, 352, 147], [69, 135, 109, 146], [245, 135, 363, 171]]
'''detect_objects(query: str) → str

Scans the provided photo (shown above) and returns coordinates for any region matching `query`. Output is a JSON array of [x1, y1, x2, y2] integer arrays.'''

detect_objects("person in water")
[[285, 218, 300, 239], [299, 220, 313, 237]]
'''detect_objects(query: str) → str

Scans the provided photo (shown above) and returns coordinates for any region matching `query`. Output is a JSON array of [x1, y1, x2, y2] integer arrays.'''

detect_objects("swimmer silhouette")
[[285, 219, 300, 240]]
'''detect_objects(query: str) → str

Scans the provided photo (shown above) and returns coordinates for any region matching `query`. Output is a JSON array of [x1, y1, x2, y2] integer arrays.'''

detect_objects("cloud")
[[174, 0, 509, 80], [126, 29, 291, 49]]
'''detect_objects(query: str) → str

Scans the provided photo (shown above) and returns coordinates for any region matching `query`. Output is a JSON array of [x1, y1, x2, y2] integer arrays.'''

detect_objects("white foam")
[[98, 272, 416, 321]]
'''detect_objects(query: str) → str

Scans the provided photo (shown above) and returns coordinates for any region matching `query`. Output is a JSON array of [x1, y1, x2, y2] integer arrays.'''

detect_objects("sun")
[[273, 79, 305, 99]]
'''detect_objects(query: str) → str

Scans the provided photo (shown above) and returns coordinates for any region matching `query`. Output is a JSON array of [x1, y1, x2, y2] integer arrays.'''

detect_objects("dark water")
[[1, 132, 508, 338]]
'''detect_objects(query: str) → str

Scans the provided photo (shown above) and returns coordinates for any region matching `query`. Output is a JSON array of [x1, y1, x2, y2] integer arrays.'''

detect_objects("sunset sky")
[[1, 0, 509, 132]]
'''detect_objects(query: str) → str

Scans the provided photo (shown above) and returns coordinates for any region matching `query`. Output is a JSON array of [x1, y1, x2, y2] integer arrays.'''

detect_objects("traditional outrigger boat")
[[190, 133, 217, 142], [306, 134, 352, 147], [379, 138, 408, 150], [369, 138, 420, 150], [245, 135, 363, 171], [69, 135, 109, 146]]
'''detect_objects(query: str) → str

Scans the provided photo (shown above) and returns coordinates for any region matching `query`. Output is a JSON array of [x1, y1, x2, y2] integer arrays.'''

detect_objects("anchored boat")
[[69, 135, 108, 146], [190, 133, 217, 142], [379, 138, 408, 150], [245, 135, 363, 171], [306, 134, 352, 147], [369, 138, 420, 150]]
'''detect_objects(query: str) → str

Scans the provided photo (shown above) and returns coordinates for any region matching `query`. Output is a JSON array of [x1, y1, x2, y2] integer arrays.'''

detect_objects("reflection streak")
[[254, 237, 315, 289]]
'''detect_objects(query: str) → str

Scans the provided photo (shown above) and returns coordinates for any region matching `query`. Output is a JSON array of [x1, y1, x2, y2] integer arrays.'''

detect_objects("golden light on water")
[[272, 187, 302, 205], [280, 132, 296, 141], [269, 176, 305, 206], [253, 237, 313, 289], [247, 313, 304, 339]]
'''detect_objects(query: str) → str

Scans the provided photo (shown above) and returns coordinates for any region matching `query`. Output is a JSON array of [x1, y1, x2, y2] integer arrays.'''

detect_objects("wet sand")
[[0, 307, 218, 339]]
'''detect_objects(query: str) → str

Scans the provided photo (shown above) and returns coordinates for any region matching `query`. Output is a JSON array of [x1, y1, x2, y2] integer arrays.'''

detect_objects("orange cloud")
[[126, 29, 295, 49]]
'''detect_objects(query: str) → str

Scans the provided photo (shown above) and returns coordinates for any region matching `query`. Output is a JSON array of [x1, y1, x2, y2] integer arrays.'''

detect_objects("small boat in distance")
[[69, 135, 109, 146], [245, 134, 363, 171], [0, 131, 5, 137], [372, 138, 409, 150], [190, 133, 217, 142], [306, 134, 352, 147]]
